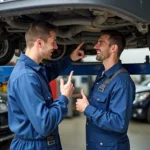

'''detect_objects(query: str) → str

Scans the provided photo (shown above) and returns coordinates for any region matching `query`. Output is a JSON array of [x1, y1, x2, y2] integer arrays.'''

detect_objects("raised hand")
[[70, 42, 86, 61], [76, 89, 89, 112], [60, 71, 74, 99]]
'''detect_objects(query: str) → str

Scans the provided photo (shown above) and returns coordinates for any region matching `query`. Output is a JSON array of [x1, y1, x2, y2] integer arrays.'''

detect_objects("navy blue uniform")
[[8, 53, 71, 150], [84, 61, 135, 150]]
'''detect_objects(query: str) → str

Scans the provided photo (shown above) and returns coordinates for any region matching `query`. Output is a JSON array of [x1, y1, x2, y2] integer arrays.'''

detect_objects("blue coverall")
[[84, 61, 135, 150], [8, 53, 71, 150]]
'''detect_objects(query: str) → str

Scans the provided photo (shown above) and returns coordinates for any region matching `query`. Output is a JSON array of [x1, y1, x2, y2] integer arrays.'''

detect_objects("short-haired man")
[[8, 21, 85, 150], [76, 30, 135, 150]]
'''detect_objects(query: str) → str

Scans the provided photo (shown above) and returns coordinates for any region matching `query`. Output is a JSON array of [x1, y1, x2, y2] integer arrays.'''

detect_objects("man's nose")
[[53, 42, 58, 49], [94, 43, 99, 49]]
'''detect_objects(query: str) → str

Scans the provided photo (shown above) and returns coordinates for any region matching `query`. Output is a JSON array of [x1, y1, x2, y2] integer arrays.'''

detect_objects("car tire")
[[51, 45, 66, 61], [43, 45, 67, 64], [0, 40, 15, 65], [147, 106, 150, 123]]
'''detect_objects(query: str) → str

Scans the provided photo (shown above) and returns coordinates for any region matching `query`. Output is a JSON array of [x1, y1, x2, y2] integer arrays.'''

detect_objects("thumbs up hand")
[[76, 89, 89, 112]]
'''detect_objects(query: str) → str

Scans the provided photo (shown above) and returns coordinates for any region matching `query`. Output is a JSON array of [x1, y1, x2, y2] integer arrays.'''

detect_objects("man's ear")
[[111, 44, 118, 53], [36, 38, 43, 48]]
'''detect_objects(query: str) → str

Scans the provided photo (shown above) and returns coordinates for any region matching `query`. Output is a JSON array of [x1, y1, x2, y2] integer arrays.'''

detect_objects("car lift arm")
[[61, 63, 150, 75], [0, 63, 150, 82]]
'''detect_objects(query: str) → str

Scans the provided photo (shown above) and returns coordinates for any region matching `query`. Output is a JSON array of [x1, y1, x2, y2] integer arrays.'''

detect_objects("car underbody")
[[0, 0, 150, 65]]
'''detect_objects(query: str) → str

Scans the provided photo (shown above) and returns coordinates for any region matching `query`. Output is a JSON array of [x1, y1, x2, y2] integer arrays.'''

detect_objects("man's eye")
[[99, 41, 103, 45]]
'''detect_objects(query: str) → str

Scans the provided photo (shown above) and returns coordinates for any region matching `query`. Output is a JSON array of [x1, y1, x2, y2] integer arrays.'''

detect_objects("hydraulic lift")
[[1, 62, 150, 84], [1, 62, 150, 118], [62, 62, 150, 75], [1, 62, 150, 100]]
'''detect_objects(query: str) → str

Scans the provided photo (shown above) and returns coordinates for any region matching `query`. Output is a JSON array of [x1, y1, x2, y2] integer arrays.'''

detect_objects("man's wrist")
[[83, 104, 89, 112], [61, 94, 69, 100]]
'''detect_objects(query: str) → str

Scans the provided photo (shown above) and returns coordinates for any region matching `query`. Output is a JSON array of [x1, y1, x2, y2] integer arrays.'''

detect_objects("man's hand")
[[70, 42, 86, 61], [60, 71, 74, 99], [76, 89, 89, 112]]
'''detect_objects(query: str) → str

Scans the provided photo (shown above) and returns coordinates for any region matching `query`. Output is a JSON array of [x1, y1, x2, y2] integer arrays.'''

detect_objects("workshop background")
[[1, 48, 150, 150]]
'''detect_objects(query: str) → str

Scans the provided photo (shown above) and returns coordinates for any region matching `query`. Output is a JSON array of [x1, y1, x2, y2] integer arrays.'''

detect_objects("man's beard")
[[96, 53, 105, 62]]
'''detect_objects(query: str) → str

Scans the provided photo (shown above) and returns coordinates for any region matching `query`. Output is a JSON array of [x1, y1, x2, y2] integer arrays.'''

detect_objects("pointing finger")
[[76, 42, 84, 50], [67, 71, 74, 83], [60, 78, 64, 87]]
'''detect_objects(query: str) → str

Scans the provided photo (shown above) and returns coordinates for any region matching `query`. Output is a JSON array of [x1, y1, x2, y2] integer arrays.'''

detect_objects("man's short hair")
[[100, 30, 126, 57], [25, 21, 56, 49]]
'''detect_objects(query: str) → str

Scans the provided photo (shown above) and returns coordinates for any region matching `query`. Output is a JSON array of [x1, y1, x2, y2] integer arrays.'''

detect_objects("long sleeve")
[[45, 56, 72, 81], [11, 73, 68, 137]]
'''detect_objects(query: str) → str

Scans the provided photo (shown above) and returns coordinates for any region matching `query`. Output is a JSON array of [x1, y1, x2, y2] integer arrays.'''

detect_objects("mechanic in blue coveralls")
[[76, 30, 135, 150], [8, 21, 85, 150]]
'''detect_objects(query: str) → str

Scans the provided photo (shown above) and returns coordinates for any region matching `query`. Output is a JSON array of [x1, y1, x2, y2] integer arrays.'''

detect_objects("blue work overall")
[[8, 53, 72, 150], [84, 61, 135, 150]]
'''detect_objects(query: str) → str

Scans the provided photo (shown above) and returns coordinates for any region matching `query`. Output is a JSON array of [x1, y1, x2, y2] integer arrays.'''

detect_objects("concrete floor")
[[1, 115, 150, 150]]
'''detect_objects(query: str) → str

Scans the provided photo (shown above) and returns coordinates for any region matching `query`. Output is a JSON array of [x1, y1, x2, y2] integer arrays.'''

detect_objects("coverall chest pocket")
[[90, 92, 107, 110]]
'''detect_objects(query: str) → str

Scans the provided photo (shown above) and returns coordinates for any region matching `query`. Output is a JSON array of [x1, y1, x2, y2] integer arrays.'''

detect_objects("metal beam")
[[1, 63, 150, 82], [61, 63, 150, 75], [0, 66, 14, 82]]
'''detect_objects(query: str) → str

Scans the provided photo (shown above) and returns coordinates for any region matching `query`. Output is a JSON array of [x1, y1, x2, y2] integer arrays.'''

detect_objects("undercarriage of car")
[[0, 0, 150, 65]]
